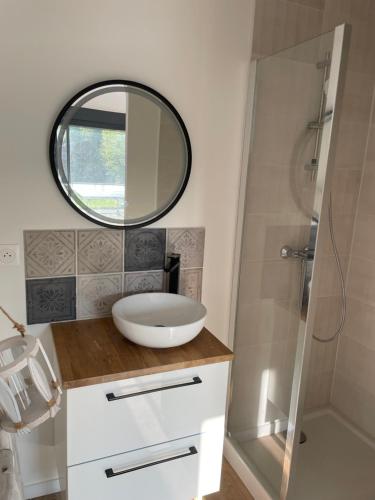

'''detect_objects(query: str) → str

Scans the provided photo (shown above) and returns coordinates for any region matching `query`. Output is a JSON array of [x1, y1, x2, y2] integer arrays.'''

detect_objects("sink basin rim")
[[112, 293, 206, 327], [112, 293, 207, 348]]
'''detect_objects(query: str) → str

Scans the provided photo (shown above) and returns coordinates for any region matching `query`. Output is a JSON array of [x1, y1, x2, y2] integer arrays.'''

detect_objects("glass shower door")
[[227, 25, 349, 499]]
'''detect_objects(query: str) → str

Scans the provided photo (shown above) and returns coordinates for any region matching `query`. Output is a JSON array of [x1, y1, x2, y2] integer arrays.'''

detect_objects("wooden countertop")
[[52, 318, 234, 389]]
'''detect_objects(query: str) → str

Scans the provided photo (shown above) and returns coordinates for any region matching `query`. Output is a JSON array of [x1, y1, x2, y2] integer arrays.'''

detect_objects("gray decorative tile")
[[26, 277, 76, 325], [124, 271, 164, 296], [125, 229, 166, 272], [78, 230, 123, 275], [179, 269, 203, 301], [24, 230, 75, 278], [77, 274, 122, 319], [167, 228, 205, 269]]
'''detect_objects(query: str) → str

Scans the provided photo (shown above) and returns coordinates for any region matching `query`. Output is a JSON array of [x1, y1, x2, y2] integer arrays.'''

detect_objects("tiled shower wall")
[[245, 0, 375, 416], [24, 227, 204, 325], [331, 98, 375, 439], [305, 1, 375, 410]]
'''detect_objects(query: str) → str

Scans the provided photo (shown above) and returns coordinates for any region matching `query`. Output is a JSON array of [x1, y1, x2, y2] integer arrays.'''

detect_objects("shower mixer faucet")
[[280, 245, 314, 261]]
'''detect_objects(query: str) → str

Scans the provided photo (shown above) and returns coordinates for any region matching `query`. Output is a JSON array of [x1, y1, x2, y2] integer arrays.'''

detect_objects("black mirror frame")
[[49, 80, 192, 229]]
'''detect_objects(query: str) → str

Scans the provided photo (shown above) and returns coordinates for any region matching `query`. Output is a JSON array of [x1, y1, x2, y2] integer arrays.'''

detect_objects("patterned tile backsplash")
[[125, 228, 166, 272], [26, 277, 76, 325], [179, 268, 203, 302], [77, 274, 123, 319], [167, 228, 205, 269], [77, 230, 123, 275], [24, 230, 76, 278], [124, 271, 164, 296], [24, 227, 205, 325]]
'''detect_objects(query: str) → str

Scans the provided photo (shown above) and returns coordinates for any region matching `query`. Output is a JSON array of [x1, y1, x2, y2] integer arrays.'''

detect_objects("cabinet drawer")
[[67, 362, 229, 465], [67, 432, 223, 500]]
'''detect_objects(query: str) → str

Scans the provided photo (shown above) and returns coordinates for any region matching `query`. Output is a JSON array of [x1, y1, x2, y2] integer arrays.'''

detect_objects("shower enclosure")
[[227, 25, 353, 499]]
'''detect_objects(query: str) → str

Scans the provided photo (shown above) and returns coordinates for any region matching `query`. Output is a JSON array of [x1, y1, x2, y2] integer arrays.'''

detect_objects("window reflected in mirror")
[[51, 82, 191, 228]]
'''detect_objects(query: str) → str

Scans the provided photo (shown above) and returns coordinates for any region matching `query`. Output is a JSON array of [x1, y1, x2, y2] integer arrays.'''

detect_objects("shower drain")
[[282, 430, 307, 444]]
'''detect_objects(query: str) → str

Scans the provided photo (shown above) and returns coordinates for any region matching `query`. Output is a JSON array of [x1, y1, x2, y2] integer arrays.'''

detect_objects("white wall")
[[126, 93, 160, 217], [0, 0, 254, 492]]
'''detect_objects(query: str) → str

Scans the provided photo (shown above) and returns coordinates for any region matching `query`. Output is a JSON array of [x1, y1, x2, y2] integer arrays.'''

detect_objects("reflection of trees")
[[69, 126, 125, 184]]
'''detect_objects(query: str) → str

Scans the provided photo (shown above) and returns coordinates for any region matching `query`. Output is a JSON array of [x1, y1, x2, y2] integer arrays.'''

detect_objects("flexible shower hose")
[[312, 191, 347, 343]]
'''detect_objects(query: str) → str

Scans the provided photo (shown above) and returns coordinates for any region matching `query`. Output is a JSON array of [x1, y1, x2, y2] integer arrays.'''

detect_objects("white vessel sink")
[[112, 293, 207, 348]]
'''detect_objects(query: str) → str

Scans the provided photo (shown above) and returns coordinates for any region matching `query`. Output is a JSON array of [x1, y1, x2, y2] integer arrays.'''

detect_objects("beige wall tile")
[[314, 255, 349, 297], [331, 371, 375, 439], [349, 0, 375, 23], [321, 0, 350, 32], [335, 335, 375, 397], [304, 297, 341, 409], [352, 213, 375, 260], [357, 163, 375, 216], [347, 257, 375, 303], [253, 0, 324, 59], [242, 213, 310, 262], [236, 298, 300, 347], [346, 20, 375, 76], [304, 369, 333, 409], [308, 340, 338, 376], [317, 211, 354, 257], [311, 295, 342, 341], [339, 72, 374, 125], [288, 0, 325, 10], [330, 168, 362, 215], [246, 164, 314, 215], [343, 297, 375, 351], [365, 124, 375, 161], [333, 122, 369, 171], [323, 0, 375, 74], [239, 259, 301, 303], [251, 54, 323, 169]]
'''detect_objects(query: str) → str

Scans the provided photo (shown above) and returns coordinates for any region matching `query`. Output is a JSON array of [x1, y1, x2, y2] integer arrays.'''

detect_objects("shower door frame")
[[226, 23, 351, 500], [280, 22, 350, 499]]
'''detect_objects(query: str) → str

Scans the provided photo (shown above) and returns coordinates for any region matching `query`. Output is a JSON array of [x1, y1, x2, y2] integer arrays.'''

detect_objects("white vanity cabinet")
[[66, 363, 229, 467], [68, 433, 224, 500], [56, 362, 230, 500], [52, 319, 233, 500]]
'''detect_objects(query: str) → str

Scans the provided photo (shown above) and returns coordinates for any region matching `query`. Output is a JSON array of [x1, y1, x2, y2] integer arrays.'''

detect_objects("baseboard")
[[23, 477, 61, 499]]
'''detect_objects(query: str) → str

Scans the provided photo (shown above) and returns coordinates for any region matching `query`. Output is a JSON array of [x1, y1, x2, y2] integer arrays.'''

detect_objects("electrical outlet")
[[0, 245, 20, 266]]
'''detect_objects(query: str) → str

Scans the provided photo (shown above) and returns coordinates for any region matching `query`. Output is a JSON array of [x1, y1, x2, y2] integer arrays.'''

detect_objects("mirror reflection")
[[51, 82, 191, 227]]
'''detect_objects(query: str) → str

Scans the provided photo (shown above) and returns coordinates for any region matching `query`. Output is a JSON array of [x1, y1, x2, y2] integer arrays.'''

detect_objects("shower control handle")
[[280, 245, 314, 261]]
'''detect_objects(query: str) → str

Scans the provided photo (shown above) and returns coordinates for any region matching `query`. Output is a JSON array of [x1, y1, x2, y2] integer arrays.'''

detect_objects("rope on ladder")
[[0, 307, 25, 337]]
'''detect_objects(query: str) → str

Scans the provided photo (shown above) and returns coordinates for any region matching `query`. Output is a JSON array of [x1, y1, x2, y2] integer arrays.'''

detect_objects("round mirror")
[[50, 80, 191, 228]]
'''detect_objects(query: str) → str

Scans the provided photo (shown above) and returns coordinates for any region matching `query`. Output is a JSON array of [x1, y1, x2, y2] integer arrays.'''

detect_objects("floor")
[[238, 412, 375, 500], [32, 459, 254, 500]]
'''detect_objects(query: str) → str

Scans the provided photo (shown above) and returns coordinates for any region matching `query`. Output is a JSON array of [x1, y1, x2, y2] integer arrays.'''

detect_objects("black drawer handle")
[[105, 446, 198, 478], [106, 376, 202, 401]]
